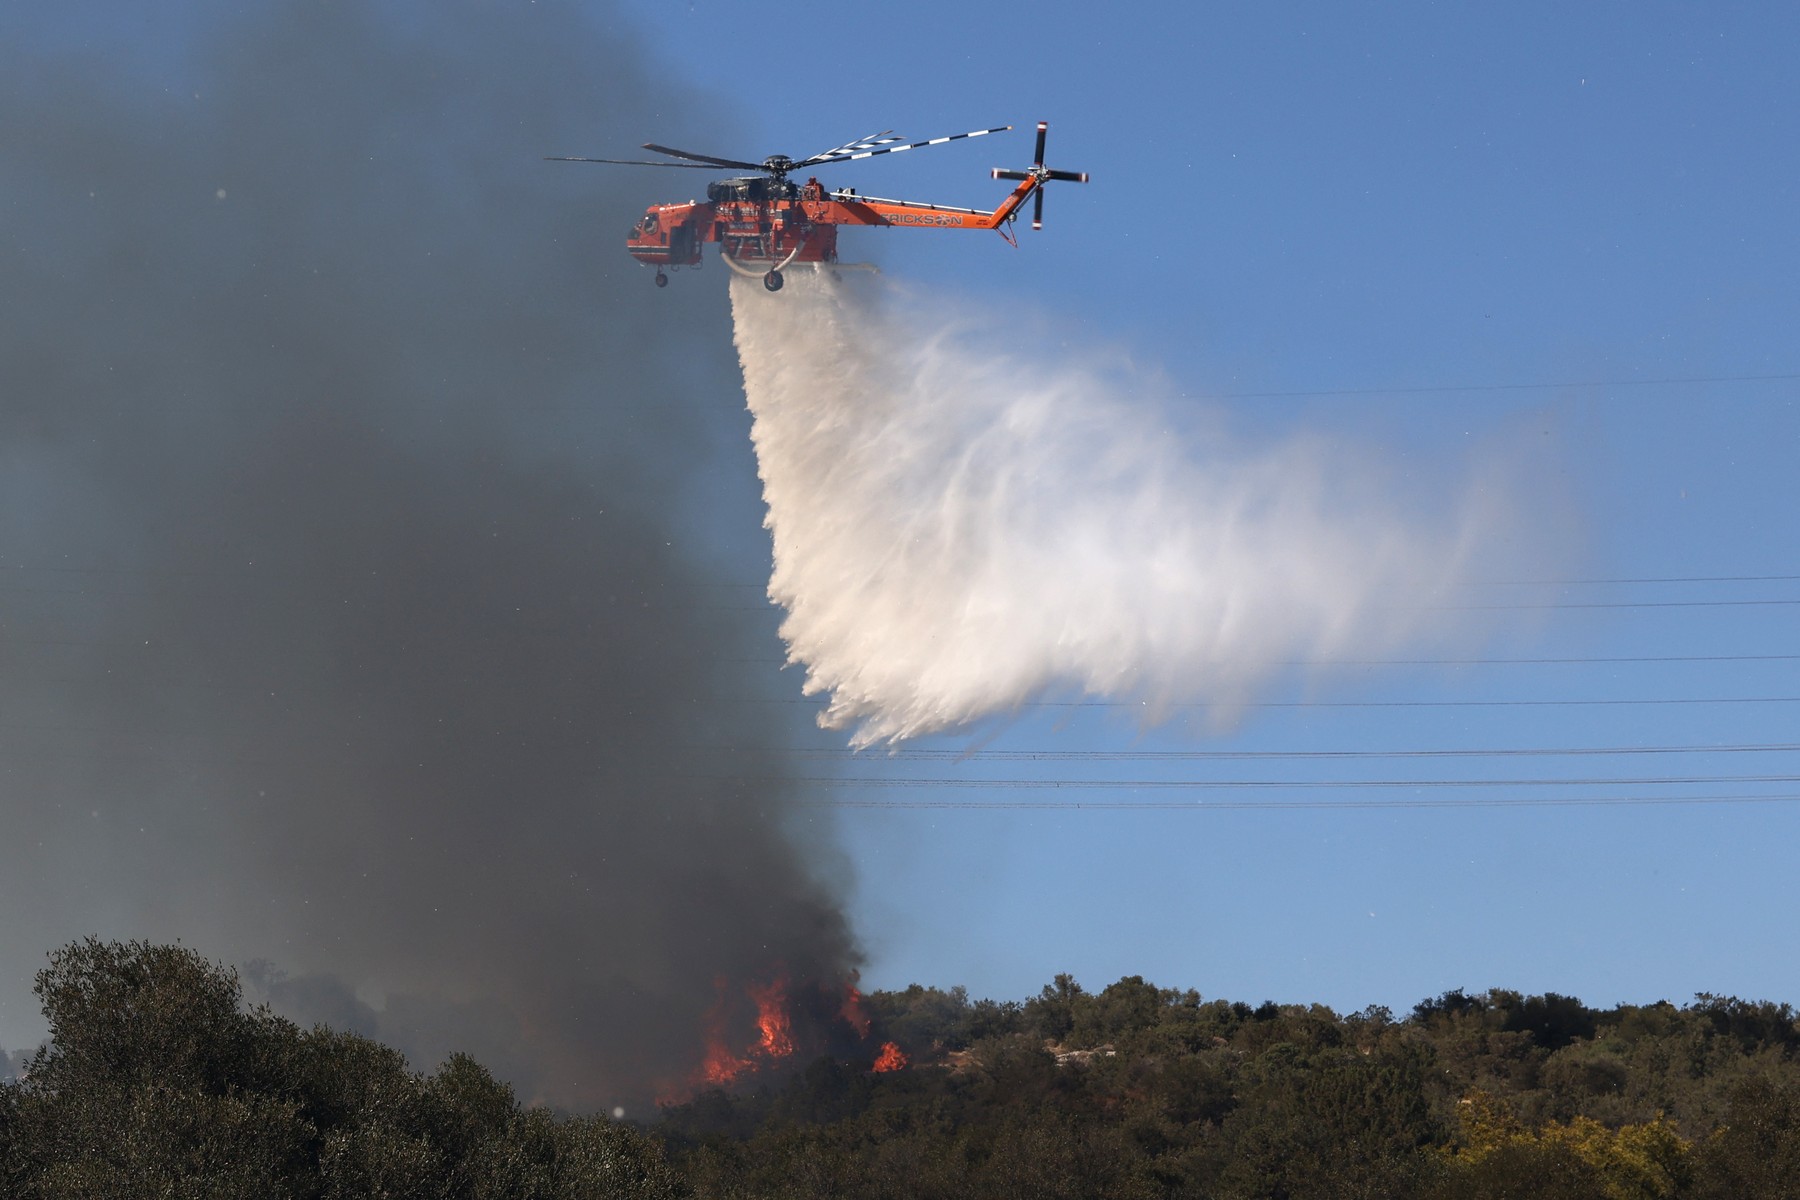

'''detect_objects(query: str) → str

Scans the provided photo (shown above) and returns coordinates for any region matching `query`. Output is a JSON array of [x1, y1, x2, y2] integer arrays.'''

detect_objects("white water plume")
[[732, 267, 1504, 747]]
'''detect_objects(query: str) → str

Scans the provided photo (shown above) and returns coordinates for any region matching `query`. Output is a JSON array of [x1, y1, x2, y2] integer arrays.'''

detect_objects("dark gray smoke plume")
[[0, 3, 854, 1108]]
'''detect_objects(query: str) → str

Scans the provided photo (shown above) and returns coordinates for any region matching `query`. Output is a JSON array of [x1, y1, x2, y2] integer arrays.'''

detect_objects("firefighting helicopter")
[[547, 122, 1086, 292]]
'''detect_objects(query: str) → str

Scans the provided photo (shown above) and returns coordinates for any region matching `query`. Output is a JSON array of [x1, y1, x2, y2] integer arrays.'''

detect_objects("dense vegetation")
[[667, 976, 1800, 1199], [6, 940, 1800, 1198], [0, 941, 679, 1199]]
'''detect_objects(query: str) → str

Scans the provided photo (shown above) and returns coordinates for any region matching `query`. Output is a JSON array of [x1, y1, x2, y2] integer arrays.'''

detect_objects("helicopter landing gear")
[[654, 271, 668, 288], [763, 269, 784, 292]]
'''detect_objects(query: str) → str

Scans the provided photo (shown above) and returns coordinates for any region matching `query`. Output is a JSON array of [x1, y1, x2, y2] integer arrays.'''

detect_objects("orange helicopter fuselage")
[[626, 176, 1031, 270]]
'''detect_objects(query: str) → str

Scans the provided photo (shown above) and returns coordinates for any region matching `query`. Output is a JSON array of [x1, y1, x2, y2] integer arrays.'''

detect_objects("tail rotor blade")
[[992, 122, 1087, 231]]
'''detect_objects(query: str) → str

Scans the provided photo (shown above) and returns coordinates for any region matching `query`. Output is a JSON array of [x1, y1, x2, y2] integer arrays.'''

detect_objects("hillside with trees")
[[5, 939, 1800, 1198]]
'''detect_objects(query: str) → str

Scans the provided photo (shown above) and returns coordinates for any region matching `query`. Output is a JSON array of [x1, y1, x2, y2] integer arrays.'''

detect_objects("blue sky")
[[603, 0, 1800, 1011]]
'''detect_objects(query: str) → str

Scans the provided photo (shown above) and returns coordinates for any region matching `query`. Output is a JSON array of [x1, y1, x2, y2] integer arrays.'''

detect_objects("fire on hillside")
[[658, 969, 907, 1103]]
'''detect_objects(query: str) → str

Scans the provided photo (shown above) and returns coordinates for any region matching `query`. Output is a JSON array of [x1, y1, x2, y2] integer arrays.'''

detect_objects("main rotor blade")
[[800, 125, 1011, 168], [642, 143, 764, 170], [545, 156, 720, 168], [807, 130, 901, 162], [1032, 188, 1045, 231]]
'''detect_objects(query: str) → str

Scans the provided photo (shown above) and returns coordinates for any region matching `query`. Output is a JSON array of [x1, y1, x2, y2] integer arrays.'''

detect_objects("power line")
[[709, 742, 1800, 762], [6, 655, 1800, 712], [1027, 696, 1800, 711], [721, 654, 1796, 667], [1212, 371, 1800, 401], [12, 693, 1797, 715], [13, 636, 1800, 670], [9, 723, 1799, 763], [1478, 574, 1800, 586], [7, 562, 1800, 590], [700, 774, 1800, 791], [695, 597, 1800, 614], [799, 792, 1800, 812], [708, 573, 1800, 589], [1331, 654, 1800, 666], [1448, 599, 1800, 611]]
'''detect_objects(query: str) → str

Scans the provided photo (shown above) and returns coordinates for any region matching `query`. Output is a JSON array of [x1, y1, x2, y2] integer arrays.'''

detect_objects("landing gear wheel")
[[763, 269, 784, 293], [654, 271, 669, 288]]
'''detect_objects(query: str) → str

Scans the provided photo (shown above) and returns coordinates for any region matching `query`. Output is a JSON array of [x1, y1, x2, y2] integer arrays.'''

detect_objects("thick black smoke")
[[0, 3, 855, 1107]]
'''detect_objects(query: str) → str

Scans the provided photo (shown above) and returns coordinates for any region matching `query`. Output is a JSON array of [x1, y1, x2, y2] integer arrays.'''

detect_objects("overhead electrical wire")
[[1446, 599, 1800, 611], [3, 684, 1800, 713], [7, 554, 1797, 816], [11, 633, 1800, 671], [700, 573, 1800, 589], [797, 793, 1800, 812], [5, 564, 1800, 592], [1477, 574, 1800, 586], [9, 590, 1791, 615], [15, 741, 1797, 785], [701, 596, 1800, 614], [710, 651, 1800, 668], [1031, 696, 1800, 710], [732, 774, 1800, 790], [701, 742, 1800, 762], [1210, 371, 1800, 400]]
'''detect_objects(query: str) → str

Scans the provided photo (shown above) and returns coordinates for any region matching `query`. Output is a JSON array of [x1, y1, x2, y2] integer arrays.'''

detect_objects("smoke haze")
[[0, 3, 855, 1107], [733, 268, 1509, 746]]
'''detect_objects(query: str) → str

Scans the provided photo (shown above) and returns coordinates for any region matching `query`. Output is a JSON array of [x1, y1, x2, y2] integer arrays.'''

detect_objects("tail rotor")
[[992, 121, 1088, 230]]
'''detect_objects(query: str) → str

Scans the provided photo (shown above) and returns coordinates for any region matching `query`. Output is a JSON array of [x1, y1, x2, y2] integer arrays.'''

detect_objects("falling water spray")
[[731, 267, 1508, 747]]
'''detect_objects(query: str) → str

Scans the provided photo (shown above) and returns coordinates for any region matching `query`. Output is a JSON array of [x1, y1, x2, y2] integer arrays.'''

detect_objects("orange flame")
[[664, 968, 894, 1105], [748, 976, 795, 1059], [682, 971, 798, 1096], [700, 1046, 753, 1086], [698, 975, 755, 1087], [872, 1041, 908, 1072], [841, 981, 872, 1039]]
